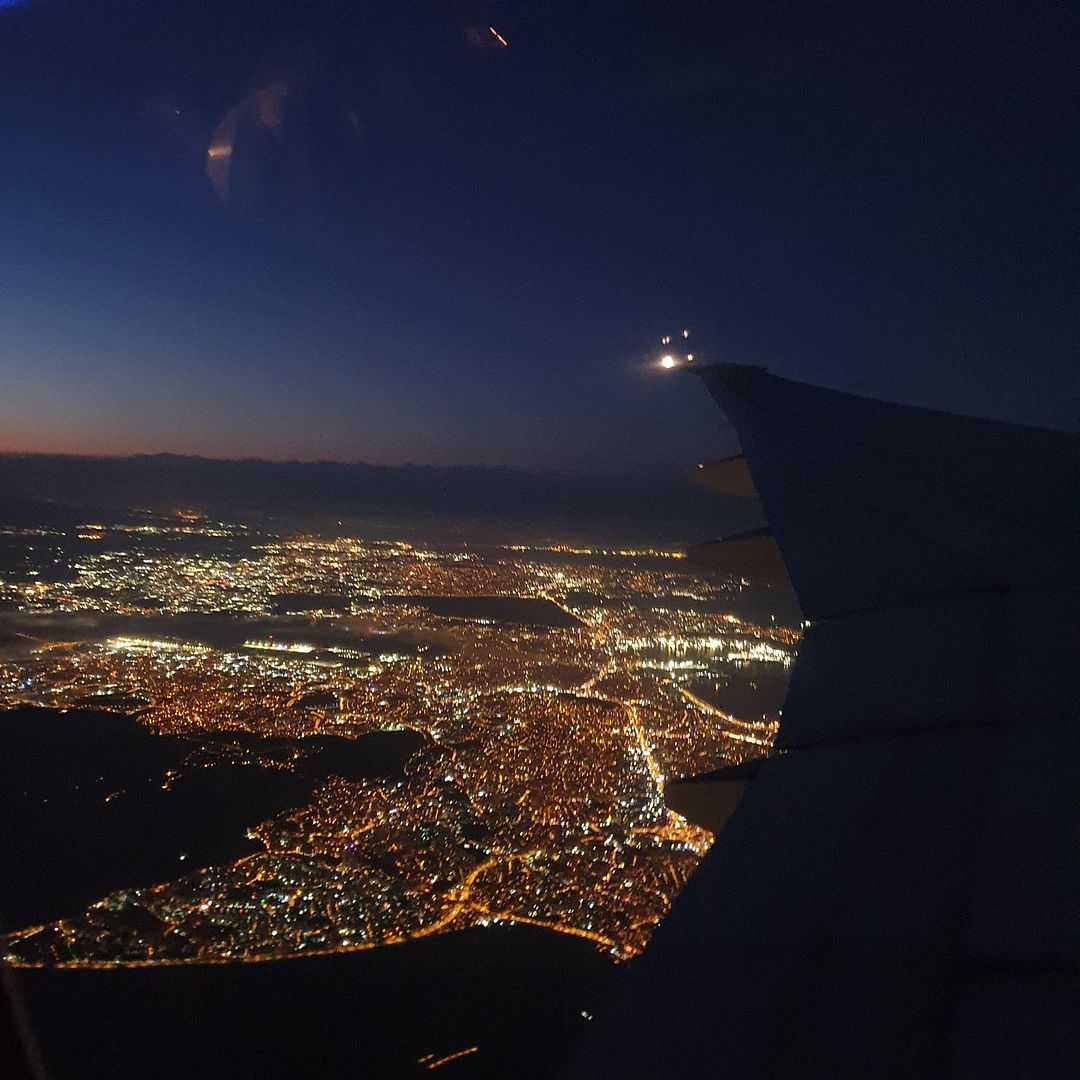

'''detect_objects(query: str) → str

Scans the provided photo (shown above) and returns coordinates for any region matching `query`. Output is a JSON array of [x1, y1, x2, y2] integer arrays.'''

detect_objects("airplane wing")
[[573, 365, 1078, 1079]]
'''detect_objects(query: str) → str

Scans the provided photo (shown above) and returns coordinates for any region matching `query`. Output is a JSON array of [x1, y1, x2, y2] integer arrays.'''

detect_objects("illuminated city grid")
[[0, 516, 794, 968]]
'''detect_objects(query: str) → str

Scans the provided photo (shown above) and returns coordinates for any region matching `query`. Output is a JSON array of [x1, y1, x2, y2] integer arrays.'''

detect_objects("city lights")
[[0, 515, 794, 969]]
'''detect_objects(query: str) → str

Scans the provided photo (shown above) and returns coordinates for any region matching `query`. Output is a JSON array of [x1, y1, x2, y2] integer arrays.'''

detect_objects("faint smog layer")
[[0, 520, 793, 967]]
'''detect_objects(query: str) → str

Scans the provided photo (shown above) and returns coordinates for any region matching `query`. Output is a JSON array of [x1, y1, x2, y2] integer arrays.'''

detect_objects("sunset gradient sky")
[[1, 2, 1074, 468]]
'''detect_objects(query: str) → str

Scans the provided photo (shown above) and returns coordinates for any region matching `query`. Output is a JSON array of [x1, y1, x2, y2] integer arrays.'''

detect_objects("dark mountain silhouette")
[[0, 453, 754, 541]]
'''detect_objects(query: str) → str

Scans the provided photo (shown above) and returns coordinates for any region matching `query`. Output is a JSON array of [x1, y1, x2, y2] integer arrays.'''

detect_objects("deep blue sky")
[[0, 1, 1075, 469]]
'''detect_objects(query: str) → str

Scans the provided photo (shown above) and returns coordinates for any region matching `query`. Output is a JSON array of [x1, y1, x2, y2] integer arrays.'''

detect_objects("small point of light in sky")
[[660, 355, 676, 369], [661, 335, 671, 345], [489, 26, 508, 47], [682, 329, 690, 338]]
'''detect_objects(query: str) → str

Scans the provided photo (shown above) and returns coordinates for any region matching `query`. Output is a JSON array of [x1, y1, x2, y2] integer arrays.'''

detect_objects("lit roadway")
[[676, 686, 775, 748]]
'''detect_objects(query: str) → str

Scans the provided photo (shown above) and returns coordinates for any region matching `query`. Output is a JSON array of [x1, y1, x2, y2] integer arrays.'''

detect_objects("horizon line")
[[0, 448, 690, 478]]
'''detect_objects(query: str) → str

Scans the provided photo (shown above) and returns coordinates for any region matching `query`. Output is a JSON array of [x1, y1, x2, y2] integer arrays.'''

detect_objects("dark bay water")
[[388, 595, 583, 628], [0, 708, 423, 930]]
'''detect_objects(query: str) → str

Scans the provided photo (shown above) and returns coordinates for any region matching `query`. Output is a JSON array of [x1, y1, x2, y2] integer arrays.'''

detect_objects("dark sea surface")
[[387, 595, 583, 628], [269, 591, 352, 614], [687, 662, 793, 721], [14, 924, 626, 1079]]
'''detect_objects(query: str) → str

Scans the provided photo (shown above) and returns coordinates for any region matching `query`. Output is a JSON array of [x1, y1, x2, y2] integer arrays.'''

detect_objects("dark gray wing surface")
[[572, 366, 1078, 1079]]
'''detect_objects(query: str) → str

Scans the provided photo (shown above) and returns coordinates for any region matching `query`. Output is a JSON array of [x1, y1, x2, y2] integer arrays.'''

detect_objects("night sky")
[[1, 1, 1075, 469]]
